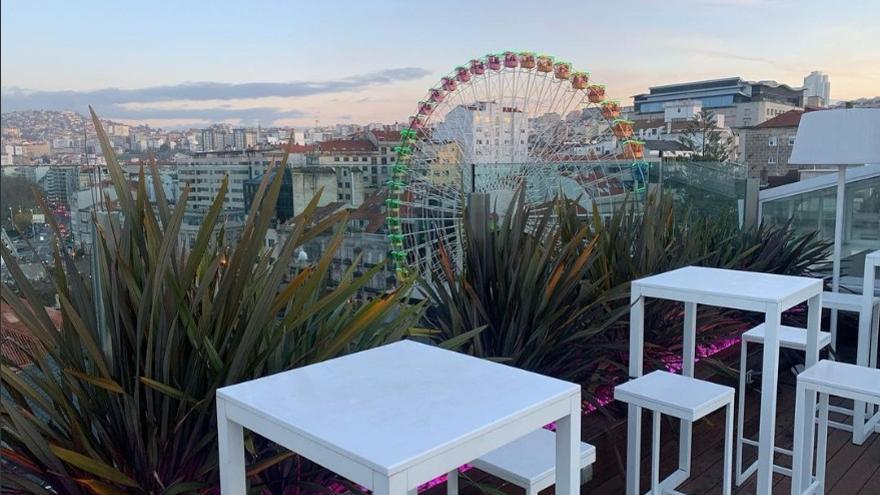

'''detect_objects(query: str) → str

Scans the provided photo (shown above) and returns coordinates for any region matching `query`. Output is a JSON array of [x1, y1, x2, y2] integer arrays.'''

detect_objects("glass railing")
[[465, 160, 651, 217], [760, 167, 880, 270], [653, 160, 748, 222], [310, 159, 753, 292]]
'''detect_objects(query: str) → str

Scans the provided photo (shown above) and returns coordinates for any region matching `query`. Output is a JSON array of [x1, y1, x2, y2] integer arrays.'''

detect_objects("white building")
[[176, 150, 280, 213], [179, 210, 246, 250], [232, 128, 258, 150], [663, 100, 703, 122], [291, 166, 344, 216], [69, 186, 118, 253], [434, 102, 529, 164], [803, 71, 831, 106]]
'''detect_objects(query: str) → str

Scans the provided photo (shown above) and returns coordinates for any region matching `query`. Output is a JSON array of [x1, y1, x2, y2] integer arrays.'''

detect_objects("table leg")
[[556, 395, 581, 495], [736, 337, 748, 485], [217, 400, 246, 495], [791, 381, 810, 495], [816, 393, 829, 491], [680, 302, 697, 475], [723, 401, 734, 495], [651, 411, 661, 495], [446, 469, 458, 495], [626, 290, 645, 495], [629, 290, 645, 378], [805, 294, 821, 368], [796, 294, 820, 489], [373, 472, 408, 495], [756, 307, 781, 495], [626, 404, 642, 495]]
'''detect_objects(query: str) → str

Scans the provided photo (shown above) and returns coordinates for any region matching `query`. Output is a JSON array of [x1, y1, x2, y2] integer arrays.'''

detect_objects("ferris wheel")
[[386, 51, 647, 282]]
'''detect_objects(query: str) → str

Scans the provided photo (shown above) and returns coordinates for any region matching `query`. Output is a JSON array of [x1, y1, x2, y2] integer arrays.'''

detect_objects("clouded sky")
[[2, 0, 878, 129]]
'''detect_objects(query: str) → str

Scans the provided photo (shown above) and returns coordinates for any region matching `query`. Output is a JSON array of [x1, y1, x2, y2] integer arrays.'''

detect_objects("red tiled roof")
[[310, 201, 347, 222], [350, 192, 387, 233], [755, 110, 805, 128], [317, 139, 376, 153], [284, 143, 317, 153], [1, 299, 60, 369], [370, 130, 401, 142]]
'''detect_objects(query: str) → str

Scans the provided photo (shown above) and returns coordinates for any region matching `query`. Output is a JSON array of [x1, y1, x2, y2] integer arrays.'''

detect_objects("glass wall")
[[655, 161, 747, 222], [761, 173, 880, 269]]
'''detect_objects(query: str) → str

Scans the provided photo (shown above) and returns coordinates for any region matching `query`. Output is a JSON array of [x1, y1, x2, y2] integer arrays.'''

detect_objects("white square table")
[[626, 266, 822, 495], [216, 340, 582, 495]]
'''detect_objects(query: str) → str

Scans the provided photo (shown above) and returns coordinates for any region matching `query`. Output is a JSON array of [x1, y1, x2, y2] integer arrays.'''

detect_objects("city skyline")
[[2, 0, 879, 129]]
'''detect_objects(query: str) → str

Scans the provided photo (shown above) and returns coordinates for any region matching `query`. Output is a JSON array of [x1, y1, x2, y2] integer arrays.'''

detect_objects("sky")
[[2, 0, 879, 129]]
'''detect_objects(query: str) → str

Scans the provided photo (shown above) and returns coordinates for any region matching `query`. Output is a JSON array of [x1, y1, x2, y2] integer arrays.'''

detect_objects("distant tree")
[[158, 142, 171, 153], [677, 109, 734, 162], [12, 211, 33, 232], [0, 176, 38, 229]]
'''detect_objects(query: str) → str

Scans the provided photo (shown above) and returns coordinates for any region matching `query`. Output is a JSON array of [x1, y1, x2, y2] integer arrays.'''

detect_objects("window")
[[768, 136, 778, 147], [343, 157, 350, 162], [788, 136, 796, 146], [381, 157, 387, 165], [768, 156, 776, 164]]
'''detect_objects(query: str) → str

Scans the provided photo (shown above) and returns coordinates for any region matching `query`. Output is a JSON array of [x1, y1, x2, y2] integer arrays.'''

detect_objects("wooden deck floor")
[[422, 342, 879, 495], [585, 373, 880, 494]]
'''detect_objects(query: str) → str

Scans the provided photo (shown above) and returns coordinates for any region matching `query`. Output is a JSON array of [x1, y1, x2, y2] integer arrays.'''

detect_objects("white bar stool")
[[856, 250, 880, 441], [447, 429, 596, 495], [791, 360, 880, 494], [735, 324, 832, 485], [615, 370, 735, 495], [824, 249, 880, 444]]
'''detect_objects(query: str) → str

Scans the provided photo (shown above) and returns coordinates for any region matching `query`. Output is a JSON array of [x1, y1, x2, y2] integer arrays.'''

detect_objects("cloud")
[[0, 67, 431, 125]]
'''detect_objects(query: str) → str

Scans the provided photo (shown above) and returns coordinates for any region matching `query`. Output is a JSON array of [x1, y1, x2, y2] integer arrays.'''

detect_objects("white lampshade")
[[789, 108, 880, 165]]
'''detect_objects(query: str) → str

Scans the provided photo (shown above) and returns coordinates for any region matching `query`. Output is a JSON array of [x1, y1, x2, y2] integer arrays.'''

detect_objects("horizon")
[[2, 0, 879, 129]]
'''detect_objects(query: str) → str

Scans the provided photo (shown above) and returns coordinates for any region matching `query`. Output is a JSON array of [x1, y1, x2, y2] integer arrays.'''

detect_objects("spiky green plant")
[[425, 190, 830, 405], [1, 108, 423, 494], [421, 190, 627, 383]]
